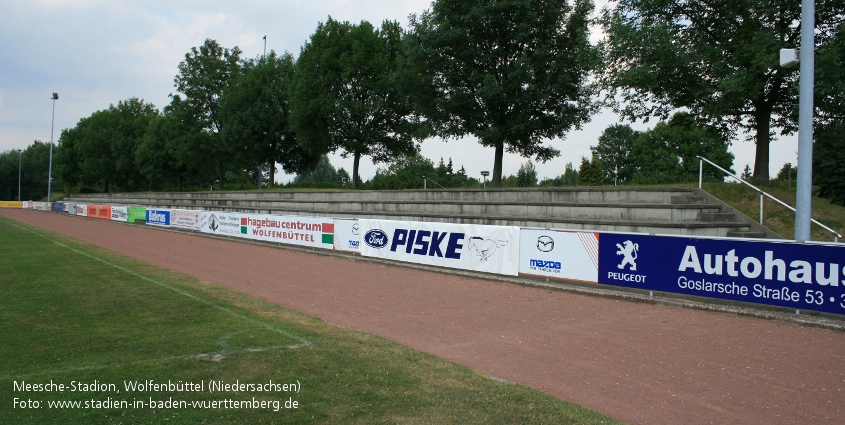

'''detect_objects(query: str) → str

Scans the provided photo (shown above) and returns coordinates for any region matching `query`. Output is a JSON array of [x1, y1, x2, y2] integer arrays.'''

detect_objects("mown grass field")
[[0, 216, 620, 424]]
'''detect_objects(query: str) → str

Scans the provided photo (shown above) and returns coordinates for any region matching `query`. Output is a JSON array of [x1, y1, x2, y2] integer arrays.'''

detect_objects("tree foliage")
[[631, 113, 734, 184], [407, 0, 598, 186], [172, 38, 243, 185], [578, 156, 606, 186], [599, 0, 845, 181], [0, 142, 52, 200], [221, 51, 320, 185], [290, 18, 421, 188], [814, 122, 845, 205], [591, 124, 639, 184], [57, 98, 158, 192]]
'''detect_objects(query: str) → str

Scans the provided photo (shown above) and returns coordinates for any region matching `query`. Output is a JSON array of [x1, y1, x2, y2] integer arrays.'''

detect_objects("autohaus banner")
[[358, 219, 520, 276], [598, 232, 845, 314]]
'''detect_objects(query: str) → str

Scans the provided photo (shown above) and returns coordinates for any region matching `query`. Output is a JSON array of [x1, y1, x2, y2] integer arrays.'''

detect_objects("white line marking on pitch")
[[0, 218, 314, 379]]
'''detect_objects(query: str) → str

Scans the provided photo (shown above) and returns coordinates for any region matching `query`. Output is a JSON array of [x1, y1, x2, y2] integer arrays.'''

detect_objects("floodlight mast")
[[795, 0, 814, 242], [47, 92, 58, 204]]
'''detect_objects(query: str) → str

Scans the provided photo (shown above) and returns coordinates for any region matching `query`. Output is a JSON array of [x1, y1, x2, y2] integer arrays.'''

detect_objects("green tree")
[[0, 149, 20, 200], [591, 124, 639, 185], [562, 162, 579, 186], [293, 155, 345, 186], [599, 0, 845, 181], [814, 122, 845, 205], [407, 0, 597, 187], [631, 112, 734, 184], [57, 98, 158, 192], [63, 110, 118, 191], [368, 154, 438, 190], [221, 51, 320, 186], [515, 160, 538, 187], [578, 156, 606, 186], [290, 18, 421, 188], [110, 98, 158, 191], [172, 38, 243, 186]]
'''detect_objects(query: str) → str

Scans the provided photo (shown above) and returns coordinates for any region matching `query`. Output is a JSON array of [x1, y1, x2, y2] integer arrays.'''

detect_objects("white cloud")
[[1, 0, 798, 183]]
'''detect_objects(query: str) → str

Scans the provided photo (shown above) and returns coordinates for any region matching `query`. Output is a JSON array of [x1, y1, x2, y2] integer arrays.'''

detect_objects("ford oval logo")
[[364, 229, 388, 249]]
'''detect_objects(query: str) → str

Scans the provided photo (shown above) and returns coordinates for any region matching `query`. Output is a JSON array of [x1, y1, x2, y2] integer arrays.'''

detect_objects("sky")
[[0, 0, 799, 184]]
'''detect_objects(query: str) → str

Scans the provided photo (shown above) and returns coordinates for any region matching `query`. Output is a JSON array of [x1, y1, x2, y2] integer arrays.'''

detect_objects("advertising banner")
[[146, 209, 171, 227], [87, 205, 111, 220], [171, 209, 201, 231], [0, 201, 23, 208], [33, 202, 46, 211], [598, 233, 845, 315], [76, 204, 88, 216], [50, 202, 64, 212], [199, 211, 244, 237], [237, 214, 335, 249], [519, 228, 599, 282], [23, 201, 32, 209], [127, 207, 146, 223], [333, 218, 360, 252], [111, 206, 128, 222], [67, 202, 77, 216], [358, 219, 520, 276]]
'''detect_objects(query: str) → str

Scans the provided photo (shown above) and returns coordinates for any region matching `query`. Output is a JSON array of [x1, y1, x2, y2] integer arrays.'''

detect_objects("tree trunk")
[[491, 140, 504, 187], [269, 162, 276, 187], [148, 177, 153, 192], [752, 106, 772, 182], [104, 180, 110, 193], [217, 161, 226, 189], [352, 152, 361, 189]]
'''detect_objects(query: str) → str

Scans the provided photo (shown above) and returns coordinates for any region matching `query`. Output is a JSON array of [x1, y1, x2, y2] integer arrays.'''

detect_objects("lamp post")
[[47, 92, 58, 203], [480, 171, 489, 189], [794, 0, 815, 242], [17, 149, 22, 201]]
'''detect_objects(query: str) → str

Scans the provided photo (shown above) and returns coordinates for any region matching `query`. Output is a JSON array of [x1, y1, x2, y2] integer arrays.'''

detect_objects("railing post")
[[759, 194, 764, 224], [699, 158, 703, 189]]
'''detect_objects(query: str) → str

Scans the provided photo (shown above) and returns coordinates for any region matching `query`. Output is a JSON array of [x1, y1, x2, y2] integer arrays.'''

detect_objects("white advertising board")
[[333, 218, 360, 252], [199, 211, 245, 237], [358, 219, 520, 276], [67, 202, 77, 215], [22, 201, 32, 209], [33, 202, 47, 211], [238, 213, 335, 249], [76, 204, 88, 216], [518, 228, 599, 283], [111, 206, 128, 222], [171, 209, 201, 230]]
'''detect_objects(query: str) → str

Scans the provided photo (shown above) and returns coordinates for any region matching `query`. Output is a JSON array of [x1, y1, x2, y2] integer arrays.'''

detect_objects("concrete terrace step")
[[65, 187, 783, 240]]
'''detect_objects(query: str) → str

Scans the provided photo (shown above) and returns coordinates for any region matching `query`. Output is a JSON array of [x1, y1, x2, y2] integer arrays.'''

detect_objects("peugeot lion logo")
[[536, 235, 554, 252], [616, 240, 639, 271], [352, 223, 359, 236]]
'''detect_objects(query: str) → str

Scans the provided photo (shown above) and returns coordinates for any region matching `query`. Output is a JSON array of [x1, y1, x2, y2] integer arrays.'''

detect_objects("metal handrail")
[[697, 156, 841, 242], [421, 175, 445, 189]]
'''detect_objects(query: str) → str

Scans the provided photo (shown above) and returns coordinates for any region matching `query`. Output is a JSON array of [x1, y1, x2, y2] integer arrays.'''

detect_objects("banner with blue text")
[[358, 219, 520, 276], [598, 233, 845, 314]]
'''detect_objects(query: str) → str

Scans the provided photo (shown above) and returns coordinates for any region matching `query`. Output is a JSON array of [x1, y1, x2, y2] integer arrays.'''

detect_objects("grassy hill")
[[701, 181, 844, 243]]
